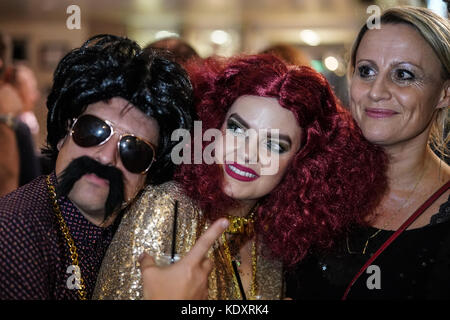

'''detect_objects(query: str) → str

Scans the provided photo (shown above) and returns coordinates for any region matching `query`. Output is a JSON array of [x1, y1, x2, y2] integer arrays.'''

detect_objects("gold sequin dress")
[[93, 181, 283, 300]]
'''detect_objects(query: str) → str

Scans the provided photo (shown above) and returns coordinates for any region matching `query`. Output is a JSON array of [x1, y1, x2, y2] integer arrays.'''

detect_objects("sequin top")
[[93, 181, 284, 300]]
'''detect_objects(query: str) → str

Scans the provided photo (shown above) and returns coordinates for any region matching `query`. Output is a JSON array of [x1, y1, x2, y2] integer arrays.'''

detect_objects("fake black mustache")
[[56, 156, 124, 220]]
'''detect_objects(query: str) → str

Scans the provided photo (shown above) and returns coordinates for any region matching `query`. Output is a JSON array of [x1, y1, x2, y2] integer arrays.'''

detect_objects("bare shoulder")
[[418, 155, 450, 227]]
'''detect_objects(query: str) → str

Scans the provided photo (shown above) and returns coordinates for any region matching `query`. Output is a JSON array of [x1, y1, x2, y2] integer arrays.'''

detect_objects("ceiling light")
[[210, 30, 230, 45], [324, 56, 339, 71], [300, 30, 321, 46]]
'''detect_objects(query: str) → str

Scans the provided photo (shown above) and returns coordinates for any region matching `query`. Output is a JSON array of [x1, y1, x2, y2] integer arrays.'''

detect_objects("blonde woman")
[[288, 6, 450, 299]]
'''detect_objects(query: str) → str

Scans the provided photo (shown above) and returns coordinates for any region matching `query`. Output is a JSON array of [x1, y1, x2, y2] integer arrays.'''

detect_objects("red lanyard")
[[342, 180, 450, 300]]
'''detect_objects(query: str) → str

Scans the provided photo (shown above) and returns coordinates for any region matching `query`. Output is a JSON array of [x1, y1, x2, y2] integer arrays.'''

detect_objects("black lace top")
[[286, 195, 450, 300]]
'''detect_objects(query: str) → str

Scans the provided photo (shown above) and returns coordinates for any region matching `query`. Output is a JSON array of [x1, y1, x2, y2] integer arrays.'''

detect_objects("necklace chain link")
[[46, 175, 87, 300], [225, 203, 258, 235], [222, 202, 259, 299], [222, 233, 257, 299], [347, 167, 426, 255]]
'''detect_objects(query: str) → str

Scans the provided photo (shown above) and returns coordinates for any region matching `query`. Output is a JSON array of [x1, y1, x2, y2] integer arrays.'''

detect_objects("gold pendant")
[[226, 216, 254, 235]]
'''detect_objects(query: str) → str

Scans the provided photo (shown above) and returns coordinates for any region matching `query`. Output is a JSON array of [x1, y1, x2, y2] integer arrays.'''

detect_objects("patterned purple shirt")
[[0, 173, 117, 300]]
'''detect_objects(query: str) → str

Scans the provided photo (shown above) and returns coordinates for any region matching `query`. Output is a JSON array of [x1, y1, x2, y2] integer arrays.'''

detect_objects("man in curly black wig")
[[0, 34, 194, 300]]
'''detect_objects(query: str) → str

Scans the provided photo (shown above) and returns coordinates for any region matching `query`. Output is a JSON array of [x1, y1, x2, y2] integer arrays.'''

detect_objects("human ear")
[[57, 136, 68, 151], [436, 80, 449, 110], [57, 119, 74, 151]]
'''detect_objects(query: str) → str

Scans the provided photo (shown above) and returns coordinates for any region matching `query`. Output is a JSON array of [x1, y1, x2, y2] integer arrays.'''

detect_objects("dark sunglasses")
[[70, 114, 156, 174]]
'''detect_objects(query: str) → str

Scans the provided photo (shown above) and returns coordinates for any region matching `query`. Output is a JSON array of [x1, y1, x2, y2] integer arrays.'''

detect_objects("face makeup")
[[350, 24, 447, 147], [225, 162, 260, 182], [215, 95, 302, 201]]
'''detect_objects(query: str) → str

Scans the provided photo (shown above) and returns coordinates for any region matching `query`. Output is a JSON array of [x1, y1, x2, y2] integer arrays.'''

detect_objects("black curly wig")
[[43, 34, 194, 184]]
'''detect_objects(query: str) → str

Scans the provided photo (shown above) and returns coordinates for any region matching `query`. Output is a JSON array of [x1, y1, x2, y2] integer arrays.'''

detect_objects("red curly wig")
[[174, 54, 387, 267]]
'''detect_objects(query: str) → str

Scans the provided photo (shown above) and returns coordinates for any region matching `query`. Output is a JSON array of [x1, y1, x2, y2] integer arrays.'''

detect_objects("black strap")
[[342, 180, 450, 300]]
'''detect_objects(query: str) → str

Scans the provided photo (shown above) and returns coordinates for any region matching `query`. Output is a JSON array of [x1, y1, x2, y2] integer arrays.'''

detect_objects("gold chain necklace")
[[347, 167, 426, 255], [46, 175, 87, 300], [226, 214, 255, 235], [225, 203, 258, 235], [346, 229, 382, 255], [222, 233, 257, 299], [222, 202, 259, 299]]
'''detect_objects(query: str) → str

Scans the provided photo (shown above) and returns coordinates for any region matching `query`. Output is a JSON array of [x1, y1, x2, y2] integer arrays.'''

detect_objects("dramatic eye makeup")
[[265, 140, 288, 154], [226, 113, 292, 154], [227, 116, 247, 136], [392, 68, 415, 81], [265, 131, 291, 154], [356, 59, 425, 85], [390, 63, 425, 86], [356, 64, 376, 79]]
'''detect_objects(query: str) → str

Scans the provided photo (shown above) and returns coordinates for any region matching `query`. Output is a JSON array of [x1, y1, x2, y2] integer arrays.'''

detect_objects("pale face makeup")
[[214, 95, 302, 202], [350, 23, 449, 148], [55, 97, 159, 222]]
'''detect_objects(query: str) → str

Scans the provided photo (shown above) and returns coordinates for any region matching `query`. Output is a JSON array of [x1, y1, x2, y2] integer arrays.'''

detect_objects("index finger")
[[184, 218, 229, 263]]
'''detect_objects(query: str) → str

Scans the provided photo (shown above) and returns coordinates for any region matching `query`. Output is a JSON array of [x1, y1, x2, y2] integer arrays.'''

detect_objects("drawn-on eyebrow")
[[228, 113, 292, 146], [267, 131, 292, 146], [228, 113, 250, 129]]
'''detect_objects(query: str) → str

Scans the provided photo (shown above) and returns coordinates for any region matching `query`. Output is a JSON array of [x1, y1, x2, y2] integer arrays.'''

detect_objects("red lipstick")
[[224, 163, 259, 182]]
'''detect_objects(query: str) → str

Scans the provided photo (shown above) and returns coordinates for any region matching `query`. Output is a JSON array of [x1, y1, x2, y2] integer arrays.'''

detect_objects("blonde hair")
[[349, 6, 450, 156]]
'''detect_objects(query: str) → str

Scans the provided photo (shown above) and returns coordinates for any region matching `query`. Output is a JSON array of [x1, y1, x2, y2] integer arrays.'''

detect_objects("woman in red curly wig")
[[93, 54, 387, 300]]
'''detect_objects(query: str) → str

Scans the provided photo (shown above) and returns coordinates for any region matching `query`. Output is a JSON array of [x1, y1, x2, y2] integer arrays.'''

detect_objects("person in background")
[[3, 63, 42, 187], [260, 43, 349, 112], [145, 36, 201, 67], [287, 6, 450, 300], [0, 31, 24, 196], [5, 63, 41, 138], [259, 43, 310, 67]]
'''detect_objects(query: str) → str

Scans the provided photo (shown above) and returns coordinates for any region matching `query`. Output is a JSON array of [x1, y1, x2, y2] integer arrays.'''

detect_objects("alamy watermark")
[[171, 121, 281, 176], [366, 264, 381, 290], [66, 5, 81, 30], [366, 5, 381, 30], [66, 265, 82, 290]]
